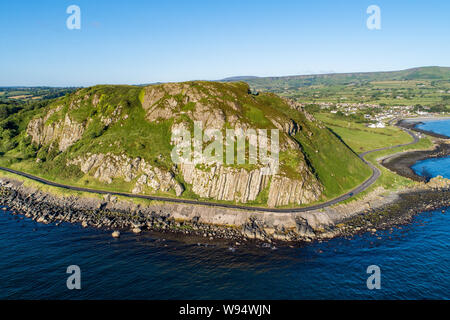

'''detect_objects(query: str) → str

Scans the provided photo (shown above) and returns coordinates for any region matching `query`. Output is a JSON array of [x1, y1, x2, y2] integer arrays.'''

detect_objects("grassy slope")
[[254, 94, 372, 199], [0, 87, 76, 103], [315, 113, 413, 153], [313, 112, 435, 201], [339, 137, 434, 205]]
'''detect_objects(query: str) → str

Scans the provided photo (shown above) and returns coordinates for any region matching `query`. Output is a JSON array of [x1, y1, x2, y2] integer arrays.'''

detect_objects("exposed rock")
[[132, 227, 142, 234], [142, 82, 230, 128], [27, 114, 85, 151], [112, 231, 120, 238], [68, 153, 184, 196], [181, 163, 269, 203], [180, 162, 321, 207], [426, 176, 450, 189], [101, 105, 122, 126]]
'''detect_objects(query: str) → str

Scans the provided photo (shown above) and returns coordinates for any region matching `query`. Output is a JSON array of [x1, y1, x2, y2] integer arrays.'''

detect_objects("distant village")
[[302, 102, 450, 129]]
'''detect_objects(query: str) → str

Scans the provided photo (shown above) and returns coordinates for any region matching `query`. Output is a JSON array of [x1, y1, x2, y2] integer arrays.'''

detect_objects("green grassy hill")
[[0, 81, 371, 206]]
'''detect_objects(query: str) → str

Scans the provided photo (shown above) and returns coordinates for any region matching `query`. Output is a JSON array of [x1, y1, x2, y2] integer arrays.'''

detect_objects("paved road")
[[0, 123, 419, 213]]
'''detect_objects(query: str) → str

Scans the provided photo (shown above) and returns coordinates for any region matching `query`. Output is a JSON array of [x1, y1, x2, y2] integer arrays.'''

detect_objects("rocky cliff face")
[[140, 82, 324, 206], [180, 163, 270, 203], [27, 112, 85, 152], [141, 82, 303, 150], [68, 153, 184, 196], [142, 82, 231, 128], [179, 163, 321, 207]]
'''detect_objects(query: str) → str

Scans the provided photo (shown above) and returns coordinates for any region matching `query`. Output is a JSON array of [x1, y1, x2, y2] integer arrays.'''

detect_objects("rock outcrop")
[[180, 163, 321, 206], [141, 82, 232, 128], [267, 175, 322, 207], [68, 153, 184, 196], [27, 113, 85, 152], [426, 176, 450, 189], [180, 163, 270, 203]]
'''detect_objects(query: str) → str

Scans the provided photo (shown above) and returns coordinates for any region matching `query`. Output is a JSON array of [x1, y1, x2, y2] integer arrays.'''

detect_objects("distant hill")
[[221, 67, 450, 92]]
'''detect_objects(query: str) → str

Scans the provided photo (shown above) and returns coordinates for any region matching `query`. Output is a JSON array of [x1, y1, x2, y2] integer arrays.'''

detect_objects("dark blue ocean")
[[0, 120, 449, 300]]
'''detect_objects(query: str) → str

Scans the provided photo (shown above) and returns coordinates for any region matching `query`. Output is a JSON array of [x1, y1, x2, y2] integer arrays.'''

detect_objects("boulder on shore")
[[132, 227, 142, 234], [112, 231, 120, 238]]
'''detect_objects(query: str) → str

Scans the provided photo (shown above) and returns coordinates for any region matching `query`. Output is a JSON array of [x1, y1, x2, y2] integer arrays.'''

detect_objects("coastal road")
[[0, 123, 419, 213]]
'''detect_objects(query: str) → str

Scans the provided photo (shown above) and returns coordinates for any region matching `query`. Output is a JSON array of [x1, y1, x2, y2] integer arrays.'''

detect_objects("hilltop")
[[0, 81, 370, 207]]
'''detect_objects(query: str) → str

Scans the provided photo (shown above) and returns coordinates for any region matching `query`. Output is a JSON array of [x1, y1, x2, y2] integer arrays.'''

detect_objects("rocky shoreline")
[[0, 179, 249, 244], [331, 189, 449, 238], [382, 141, 450, 181], [397, 119, 450, 140], [1, 172, 449, 246]]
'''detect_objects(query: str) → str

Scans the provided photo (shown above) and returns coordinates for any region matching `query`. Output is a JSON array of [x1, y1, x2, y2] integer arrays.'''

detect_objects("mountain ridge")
[[220, 66, 450, 83]]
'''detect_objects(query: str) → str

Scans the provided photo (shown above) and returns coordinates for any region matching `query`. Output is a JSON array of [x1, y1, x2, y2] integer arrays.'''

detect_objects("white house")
[[368, 122, 385, 128]]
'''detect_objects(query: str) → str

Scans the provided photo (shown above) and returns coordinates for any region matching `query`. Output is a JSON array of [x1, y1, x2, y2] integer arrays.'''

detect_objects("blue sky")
[[0, 0, 449, 86]]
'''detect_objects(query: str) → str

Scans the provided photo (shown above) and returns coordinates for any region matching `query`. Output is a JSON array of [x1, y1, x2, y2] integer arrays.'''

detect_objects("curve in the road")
[[0, 122, 419, 213]]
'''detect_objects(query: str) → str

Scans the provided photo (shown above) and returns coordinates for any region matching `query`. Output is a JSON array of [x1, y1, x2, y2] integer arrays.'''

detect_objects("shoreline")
[[382, 141, 450, 181], [330, 189, 449, 238], [1, 173, 449, 245], [387, 117, 449, 181], [397, 118, 450, 140]]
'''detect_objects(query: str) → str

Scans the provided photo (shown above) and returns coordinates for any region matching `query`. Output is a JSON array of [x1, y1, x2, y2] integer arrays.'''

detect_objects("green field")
[[229, 67, 450, 108], [314, 113, 435, 196], [276, 79, 449, 107], [339, 137, 434, 205], [315, 113, 413, 153], [0, 87, 77, 102]]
